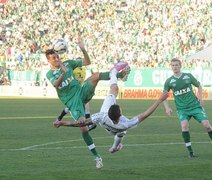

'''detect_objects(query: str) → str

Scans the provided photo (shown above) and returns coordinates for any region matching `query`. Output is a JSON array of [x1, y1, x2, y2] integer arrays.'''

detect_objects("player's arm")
[[53, 118, 93, 128], [190, 73, 203, 106], [163, 80, 173, 116], [137, 91, 169, 122], [77, 37, 90, 66], [163, 92, 173, 116], [197, 85, 204, 106], [53, 61, 67, 88], [70, 118, 93, 127], [69, 113, 104, 127]]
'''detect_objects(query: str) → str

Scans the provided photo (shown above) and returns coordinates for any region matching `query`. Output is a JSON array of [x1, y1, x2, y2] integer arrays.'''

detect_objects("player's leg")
[[79, 124, 103, 169], [88, 62, 130, 87], [194, 107, 212, 140], [181, 120, 195, 158], [201, 120, 212, 139], [99, 69, 118, 113], [66, 96, 103, 169], [177, 110, 195, 157], [57, 107, 69, 121], [109, 132, 126, 153], [85, 102, 97, 131]]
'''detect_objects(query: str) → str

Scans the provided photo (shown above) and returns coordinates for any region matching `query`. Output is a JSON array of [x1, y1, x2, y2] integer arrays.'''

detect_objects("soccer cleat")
[[188, 152, 196, 158], [120, 65, 131, 81], [88, 124, 97, 131], [111, 62, 128, 72], [95, 157, 103, 169], [109, 143, 123, 153]]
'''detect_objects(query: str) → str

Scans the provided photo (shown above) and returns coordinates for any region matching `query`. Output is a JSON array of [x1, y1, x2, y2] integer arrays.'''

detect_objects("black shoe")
[[88, 124, 97, 131], [188, 152, 196, 158]]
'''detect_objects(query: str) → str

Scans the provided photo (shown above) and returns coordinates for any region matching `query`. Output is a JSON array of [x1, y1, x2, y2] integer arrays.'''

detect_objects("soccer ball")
[[52, 38, 68, 54]]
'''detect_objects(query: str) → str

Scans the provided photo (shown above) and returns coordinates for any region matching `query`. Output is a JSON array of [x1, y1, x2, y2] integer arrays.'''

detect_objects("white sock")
[[64, 107, 69, 113], [109, 69, 118, 86], [112, 135, 123, 149]]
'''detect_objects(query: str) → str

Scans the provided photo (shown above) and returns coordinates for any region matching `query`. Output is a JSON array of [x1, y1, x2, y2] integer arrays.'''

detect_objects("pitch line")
[[1, 141, 211, 152], [0, 134, 211, 152], [1, 132, 207, 151]]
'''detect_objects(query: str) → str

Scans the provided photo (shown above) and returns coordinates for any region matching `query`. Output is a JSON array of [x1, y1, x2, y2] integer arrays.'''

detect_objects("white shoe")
[[109, 143, 124, 153], [95, 157, 103, 169], [120, 65, 131, 81]]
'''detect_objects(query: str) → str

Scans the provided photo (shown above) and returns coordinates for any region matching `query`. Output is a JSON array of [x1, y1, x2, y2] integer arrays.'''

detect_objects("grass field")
[[0, 98, 212, 180]]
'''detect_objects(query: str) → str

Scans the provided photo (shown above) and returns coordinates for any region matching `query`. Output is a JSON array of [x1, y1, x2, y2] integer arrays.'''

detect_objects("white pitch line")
[[0, 141, 211, 152], [0, 133, 211, 152]]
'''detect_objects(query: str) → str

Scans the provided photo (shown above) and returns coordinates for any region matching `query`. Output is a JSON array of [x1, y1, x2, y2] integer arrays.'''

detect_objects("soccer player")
[[163, 58, 212, 158], [45, 37, 130, 169], [53, 68, 169, 153], [56, 66, 97, 131]]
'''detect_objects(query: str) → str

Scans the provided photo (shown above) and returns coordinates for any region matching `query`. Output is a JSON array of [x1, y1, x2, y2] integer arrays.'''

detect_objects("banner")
[[124, 68, 212, 87], [8, 68, 212, 87], [122, 88, 210, 100]]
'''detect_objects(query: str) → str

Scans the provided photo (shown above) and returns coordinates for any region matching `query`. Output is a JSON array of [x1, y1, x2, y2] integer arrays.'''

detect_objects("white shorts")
[[100, 94, 116, 113]]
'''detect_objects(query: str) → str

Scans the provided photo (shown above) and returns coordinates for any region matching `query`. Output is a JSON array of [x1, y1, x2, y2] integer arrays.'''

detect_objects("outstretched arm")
[[77, 37, 90, 66], [53, 117, 93, 128], [137, 91, 169, 122]]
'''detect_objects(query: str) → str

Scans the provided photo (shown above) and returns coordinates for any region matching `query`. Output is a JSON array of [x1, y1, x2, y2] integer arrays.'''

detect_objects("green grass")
[[0, 98, 212, 180]]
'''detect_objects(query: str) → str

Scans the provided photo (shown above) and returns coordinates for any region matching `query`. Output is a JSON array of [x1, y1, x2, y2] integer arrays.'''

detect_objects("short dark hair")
[[171, 58, 182, 66], [108, 104, 121, 122], [45, 49, 56, 57]]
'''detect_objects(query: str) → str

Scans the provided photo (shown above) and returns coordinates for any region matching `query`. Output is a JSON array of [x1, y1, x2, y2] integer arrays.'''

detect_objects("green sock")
[[82, 131, 98, 157], [117, 71, 125, 79], [99, 71, 125, 80], [99, 72, 110, 80], [208, 131, 212, 139], [182, 131, 193, 153]]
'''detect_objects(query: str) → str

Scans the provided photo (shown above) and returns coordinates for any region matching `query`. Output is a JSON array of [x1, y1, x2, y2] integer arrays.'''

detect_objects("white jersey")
[[91, 112, 139, 135], [91, 94, 140, 135]]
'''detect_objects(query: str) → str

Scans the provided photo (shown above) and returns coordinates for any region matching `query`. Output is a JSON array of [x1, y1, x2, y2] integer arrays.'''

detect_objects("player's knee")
[[117, 132, 126, 138], [181, 120, 189, 131], [89, 72, 100, 84], [202, 120, 212, 131]]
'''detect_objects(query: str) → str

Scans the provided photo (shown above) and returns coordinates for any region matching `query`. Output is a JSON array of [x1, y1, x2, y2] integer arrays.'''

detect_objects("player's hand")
[[53, 120, 62, 128], [77, 37, 85, 50], [59, 62, 68, 73], [165, 108, 173, 116]]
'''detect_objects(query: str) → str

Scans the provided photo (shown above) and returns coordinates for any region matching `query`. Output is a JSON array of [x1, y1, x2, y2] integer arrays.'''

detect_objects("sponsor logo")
[[174, 87, 191, 96]]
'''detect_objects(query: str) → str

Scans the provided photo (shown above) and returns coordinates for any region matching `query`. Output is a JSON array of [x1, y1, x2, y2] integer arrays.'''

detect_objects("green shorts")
[[177, 107, 208, 122], [65, 79, 95, 121]]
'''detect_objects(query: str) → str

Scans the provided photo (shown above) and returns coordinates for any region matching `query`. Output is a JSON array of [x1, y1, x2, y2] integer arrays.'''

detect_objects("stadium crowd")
[[0, 0, 211, 83]]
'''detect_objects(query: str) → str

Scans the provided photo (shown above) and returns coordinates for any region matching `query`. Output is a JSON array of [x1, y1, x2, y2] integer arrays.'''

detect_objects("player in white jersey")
[[54, 68, 168, 153]]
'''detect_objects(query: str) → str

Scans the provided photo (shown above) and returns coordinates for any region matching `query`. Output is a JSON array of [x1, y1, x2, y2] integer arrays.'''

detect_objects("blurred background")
[[0, 0, 211, 98]]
